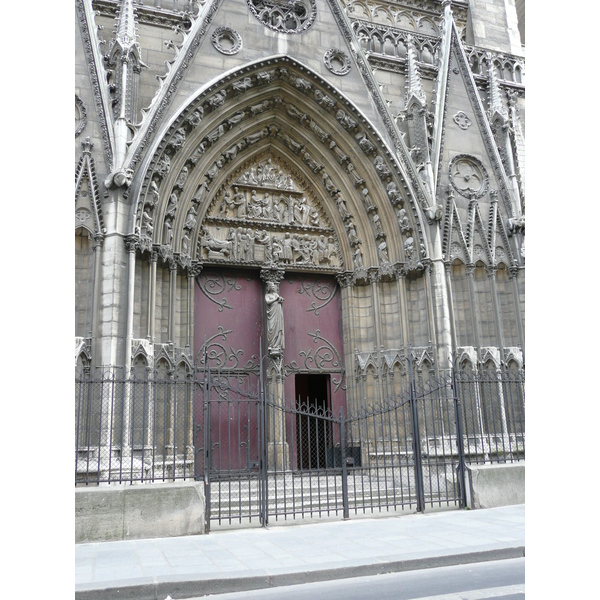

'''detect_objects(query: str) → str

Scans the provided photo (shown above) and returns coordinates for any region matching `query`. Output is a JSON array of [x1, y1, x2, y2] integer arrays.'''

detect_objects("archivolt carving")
[[135, 57, 427, 279]]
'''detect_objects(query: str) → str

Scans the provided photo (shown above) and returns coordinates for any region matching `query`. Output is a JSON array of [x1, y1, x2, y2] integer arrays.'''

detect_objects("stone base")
[[267, 442, 289, 470], [75, 481, 205, 543], [465, 462, 525, 509]]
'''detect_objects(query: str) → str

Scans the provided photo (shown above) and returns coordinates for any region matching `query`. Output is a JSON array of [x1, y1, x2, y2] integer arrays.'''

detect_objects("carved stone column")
[[148, 251, 158, 341], [168, 260, 178, 343], [187, 262, 202, 355], [260, 267, 288, 470]]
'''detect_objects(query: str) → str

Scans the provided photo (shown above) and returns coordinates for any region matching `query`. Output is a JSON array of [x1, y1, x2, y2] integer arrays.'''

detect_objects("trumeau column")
[[260, 267, 288, 470]]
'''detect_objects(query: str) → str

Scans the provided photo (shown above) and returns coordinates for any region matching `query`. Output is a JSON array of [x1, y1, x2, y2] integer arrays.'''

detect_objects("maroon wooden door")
[[194, 269, 263, 472]]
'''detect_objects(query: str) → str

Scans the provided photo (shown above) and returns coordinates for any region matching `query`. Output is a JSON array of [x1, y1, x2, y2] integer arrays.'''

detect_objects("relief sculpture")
[[200, 158, 342, 271]]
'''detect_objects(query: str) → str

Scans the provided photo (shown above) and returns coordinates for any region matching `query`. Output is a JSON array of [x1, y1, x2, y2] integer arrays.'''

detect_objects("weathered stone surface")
[[466, 463, 525, 510], [75, 481, 206, 543]]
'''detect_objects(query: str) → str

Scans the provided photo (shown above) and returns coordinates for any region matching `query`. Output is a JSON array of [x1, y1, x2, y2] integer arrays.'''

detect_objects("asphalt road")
[[196, 558, 525, 600]]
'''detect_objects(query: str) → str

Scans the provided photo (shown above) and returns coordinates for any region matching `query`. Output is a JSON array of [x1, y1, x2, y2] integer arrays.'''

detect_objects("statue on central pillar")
[[260, 268, 289, 470], [265, 281, 284, 358]]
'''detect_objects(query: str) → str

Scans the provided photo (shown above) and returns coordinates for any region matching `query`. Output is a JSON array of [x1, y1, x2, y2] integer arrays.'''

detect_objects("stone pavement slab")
[[75, 504, 524, 600]]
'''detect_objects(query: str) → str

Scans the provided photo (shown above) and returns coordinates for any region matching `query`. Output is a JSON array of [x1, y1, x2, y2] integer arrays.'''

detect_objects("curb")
[[75, 545, 525, 600]]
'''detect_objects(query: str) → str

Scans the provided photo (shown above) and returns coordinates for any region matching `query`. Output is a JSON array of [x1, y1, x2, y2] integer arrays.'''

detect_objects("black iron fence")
[[75, 359, 524, 528]]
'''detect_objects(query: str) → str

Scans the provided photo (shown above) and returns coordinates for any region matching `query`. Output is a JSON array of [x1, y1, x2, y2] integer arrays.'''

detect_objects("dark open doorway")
[[295, 374, 331, 469]]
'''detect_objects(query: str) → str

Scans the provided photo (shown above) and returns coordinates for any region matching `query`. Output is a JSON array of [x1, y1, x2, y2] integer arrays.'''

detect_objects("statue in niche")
[[232, 77, 253, 94], [378, 240, 390, 263], [208, 90, 226, 109], [182, 231, 190, 254], [190, 141, 207, 164], [166, 192, 178, 218], [347, 223, 359, 247], [232, 187, 246, 218], [404, 237, 415, 258], [206, 158, 224, 181], [355, 132, 374, 154], [361, 187, 375, 211], [272, 196, 284, 222], [374, 156, 391, 180], [148, 180, 159, 208], [142, 209, 153, 235], [164, 218, 173, 245], [245, 127, 270, 146], [347, 163, 364, 187], [170, 127, 186, 150], [207, 123, 226, 144], [156, 154, 171, 178], [187, 107, 204, 128], [397, 208, 410, 232], [335, 194, 351, 220], [257, 69, 275, 85], [224, 140, 246, 162], [193, 181, 209, 204], [250, 100, 270, 116], [227, 111, 246, 129], [336, 109, 357, 130], [175, 166, 189, 188], [353, 246, 364, 269], [184, 205, 197, 230], [387, 181, 402, 204], [265, 282, 284, 357]]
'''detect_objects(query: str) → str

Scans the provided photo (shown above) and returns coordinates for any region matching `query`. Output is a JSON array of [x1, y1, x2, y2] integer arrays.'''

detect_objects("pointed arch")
[[131, 56, 428, 277]]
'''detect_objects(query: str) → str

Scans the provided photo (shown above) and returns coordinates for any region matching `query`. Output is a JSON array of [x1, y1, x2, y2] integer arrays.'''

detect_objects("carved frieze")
[[199, 158, 341, 271]]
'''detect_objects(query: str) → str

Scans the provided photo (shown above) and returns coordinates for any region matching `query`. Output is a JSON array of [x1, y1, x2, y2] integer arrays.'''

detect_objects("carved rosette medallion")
[[200, 157, 341, 271], [247, 0, 316, 34], [323, 48, 351, 76], [211, 27, 242, 55], [453, 111, 472, 130], [448, 154, 490, 200]]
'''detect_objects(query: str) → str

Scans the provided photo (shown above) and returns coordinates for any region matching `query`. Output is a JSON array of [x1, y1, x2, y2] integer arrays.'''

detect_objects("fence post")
[[203, 352, 211, 533], [340, 407, 350, 520], [408, 346, 425, 512], [451, 359, 468, 508], [259, 345, 268, 527]]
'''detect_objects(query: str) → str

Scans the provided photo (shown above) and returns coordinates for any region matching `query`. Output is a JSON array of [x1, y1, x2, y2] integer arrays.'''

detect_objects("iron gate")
[[196, 352, 518, 531]]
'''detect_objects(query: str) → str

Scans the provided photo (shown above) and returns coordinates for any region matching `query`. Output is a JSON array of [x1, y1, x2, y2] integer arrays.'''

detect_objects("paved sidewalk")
[[75, 504, 524, 600]]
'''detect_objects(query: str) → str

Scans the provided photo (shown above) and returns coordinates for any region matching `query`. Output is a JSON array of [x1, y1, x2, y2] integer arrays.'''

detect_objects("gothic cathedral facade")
[[75, 0, 525, 424]]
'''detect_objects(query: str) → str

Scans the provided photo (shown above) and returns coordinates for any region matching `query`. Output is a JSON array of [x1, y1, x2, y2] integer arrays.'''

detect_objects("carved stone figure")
[[233, 187, 246, 218], [355, 132, 375, 154], [186, 107, 204, 127], [206, 158, 224, 181], [227, 110, 246, 127], [232, 77, 253, 94], [294, 77, 312, 92], [250, 100, 270, 116], [404, 237, 415, 257], [156, 154, 171, 178], [142, 210, 153, 235], [245, 127, 269, 145], [353, 246, 364, 268], [207, 124, 226, 144], [175, 166, 189, 188], [335, 194, 351, 220], [397, 208, 410, 232], [265, 282, 284, 357], [374, 156, 392, 180], [336, 109, 357, 130], [207, 90, 226, 109], [386, 181, 402, 204], [165, 192, 178, 218], [507, 215, 525, 235], [171, 127, 187, 150], [184, 205, 197, 230]]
